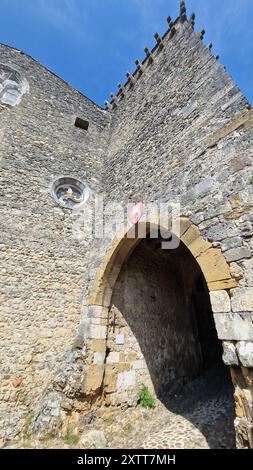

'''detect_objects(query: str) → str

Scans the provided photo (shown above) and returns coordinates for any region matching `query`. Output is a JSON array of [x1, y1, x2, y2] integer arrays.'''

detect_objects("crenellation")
[[189, 13, 196, 29], [167, 17, 176, 38], [126, 70, 136, 88], [106, 17, 225, 111], [134, 59, 144, 76], [197, 29, 206, 41], [153, 32, 164, 49], [117, 83, 126, 97], [144, 47, 154, 63], [180, 0, 187, 23]]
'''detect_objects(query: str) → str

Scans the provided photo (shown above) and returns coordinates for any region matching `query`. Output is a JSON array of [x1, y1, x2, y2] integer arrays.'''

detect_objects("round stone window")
[[51, 176, 90, 210]]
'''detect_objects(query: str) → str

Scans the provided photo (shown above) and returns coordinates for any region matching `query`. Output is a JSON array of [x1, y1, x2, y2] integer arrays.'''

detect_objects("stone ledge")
[[208, 278, 238, 291]]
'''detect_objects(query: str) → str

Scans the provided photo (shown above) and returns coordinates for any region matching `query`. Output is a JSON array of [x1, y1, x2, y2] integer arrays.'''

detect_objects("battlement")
[[105, 1, 219, 111]]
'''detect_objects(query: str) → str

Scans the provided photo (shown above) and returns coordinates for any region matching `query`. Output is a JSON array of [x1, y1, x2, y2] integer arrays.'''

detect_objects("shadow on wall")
[[106, 235, 236, 449]]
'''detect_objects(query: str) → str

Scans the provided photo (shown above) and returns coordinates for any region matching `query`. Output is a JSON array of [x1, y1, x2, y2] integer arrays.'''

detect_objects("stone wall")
[[87, 19, 253, 446], [1, 11, 253, 447], [0, 44, 110, 438]]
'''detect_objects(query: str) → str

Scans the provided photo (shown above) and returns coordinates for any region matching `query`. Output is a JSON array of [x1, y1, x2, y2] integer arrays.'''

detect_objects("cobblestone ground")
[[3, 368, 236, 450], [101, 370, 236, 450]]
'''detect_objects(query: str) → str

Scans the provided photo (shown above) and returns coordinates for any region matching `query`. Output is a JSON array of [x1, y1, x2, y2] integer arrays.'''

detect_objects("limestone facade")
[[0, 5, 253, 448]]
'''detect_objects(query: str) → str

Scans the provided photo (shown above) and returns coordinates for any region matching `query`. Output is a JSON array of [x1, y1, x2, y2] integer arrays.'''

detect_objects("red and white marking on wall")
[[128, 201, 144, 225]]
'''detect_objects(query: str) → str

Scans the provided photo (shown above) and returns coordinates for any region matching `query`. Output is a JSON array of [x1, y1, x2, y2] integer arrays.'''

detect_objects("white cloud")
[[189, 0, 253, 51], [35, 0, 88, 37]]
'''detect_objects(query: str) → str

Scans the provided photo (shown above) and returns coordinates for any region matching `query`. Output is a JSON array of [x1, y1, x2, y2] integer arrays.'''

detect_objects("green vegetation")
[[64, 431, 80, 447], [23, 410, 35, 440], [250, 176, 253, 185], [138, 384, 155, 409], [102, 416, 114, 425]]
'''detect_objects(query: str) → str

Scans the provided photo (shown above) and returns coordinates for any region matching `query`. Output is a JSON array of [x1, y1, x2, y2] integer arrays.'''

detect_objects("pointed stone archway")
[[80, 217, 252, 448], [88, 217, 237, 309]]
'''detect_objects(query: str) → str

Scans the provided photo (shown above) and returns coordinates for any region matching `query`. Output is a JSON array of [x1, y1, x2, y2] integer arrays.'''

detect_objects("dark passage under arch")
[[104, 234, 236, 448]]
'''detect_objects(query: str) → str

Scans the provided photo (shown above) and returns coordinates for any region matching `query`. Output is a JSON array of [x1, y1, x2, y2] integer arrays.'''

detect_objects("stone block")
[[187, 237, 212, 258], [93, 351, 106, 365], [208, 278, 237, 291], [197, 248, 232, 283], [83, 365, 104, 395], [242, 259, 253, 286], [87, 305, 108, 319], [206, 223, 237, 242], [210, 290, 231, 313], [179, 217, 191, 236], [114, 363, 130, 373], [214, 313, 253, 340], [90, 339, 106, 353], [221, 237, 242, 252], [224, 247, 251, 263], [230, 262, 244, 281], [117, 370, 136, 392], [127, 352, 138, 361], [133, 360, 146, 370], [222, 341, 238, 366], [181, 225, 200, 247], [231, 288, 253, 312], [106, 352, 120, 364], [82, 319, 107, 340], [236, 342, 253, 368], [104, 369, 117, 393]]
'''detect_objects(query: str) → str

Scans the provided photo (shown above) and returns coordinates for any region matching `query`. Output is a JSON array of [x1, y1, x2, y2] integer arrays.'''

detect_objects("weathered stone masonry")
[[0, 2, 253, 448], [0, 45, 110, 438]]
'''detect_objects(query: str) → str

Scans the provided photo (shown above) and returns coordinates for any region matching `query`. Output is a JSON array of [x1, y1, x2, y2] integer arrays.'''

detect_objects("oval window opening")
[[51, 176, 90, 210]]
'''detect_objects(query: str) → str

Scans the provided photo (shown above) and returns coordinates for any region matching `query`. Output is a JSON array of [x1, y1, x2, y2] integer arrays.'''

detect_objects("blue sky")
[[1, 0, 252, 107]]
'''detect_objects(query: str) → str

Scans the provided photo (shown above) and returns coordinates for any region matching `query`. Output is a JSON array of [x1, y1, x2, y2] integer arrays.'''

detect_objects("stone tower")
[[0, 1, 252, 448]]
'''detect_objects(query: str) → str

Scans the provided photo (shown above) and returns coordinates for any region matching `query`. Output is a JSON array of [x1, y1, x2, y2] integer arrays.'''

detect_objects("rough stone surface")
[[93, 352, 105, 365], [221, 237, 243, 253], [236, 342, 253, 368], [231, 288, 253, 312], [4, 369, 236, 450], [210, 291, 231, 313], [222, 342, 239, 366], [224, 247, 251, 263], [79, 430, 107, 449], [230, 262, 244, 282], [30, 348, 86, 437], [214, 313, 253, 341], [106, 352, 120, 364], [241, 259, 253, 286], [0, 45, 110, 438], [0, 14, 252, 445]]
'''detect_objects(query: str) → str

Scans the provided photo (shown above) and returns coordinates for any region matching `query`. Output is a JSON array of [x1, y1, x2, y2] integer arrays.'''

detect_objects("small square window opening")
[[75, 117, 89, 131]]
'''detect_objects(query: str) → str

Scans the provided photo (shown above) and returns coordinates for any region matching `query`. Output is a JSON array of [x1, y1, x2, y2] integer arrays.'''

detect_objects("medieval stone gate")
[[79, 218, 252, 448], [1, 1, 252, 449]]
